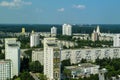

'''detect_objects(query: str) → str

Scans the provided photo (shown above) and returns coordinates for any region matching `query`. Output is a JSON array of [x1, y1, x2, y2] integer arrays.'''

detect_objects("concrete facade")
[[5, 38, 20, 77]]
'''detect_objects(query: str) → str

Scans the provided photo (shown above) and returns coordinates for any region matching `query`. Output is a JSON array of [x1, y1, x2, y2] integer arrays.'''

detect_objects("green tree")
[[0, 53, 5, 59], [20, 57, 29, 72], [24, 49, 32, 61], [39, 74, 47, 80], [29, 61, 43, 73], [20, 71, 34, 80], [63, 69, 71, 79], [61, 59, 71, 73]]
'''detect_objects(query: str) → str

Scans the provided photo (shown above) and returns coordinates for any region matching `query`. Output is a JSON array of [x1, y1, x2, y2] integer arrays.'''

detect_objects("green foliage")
[[20, 57, 29, 72], [75, 40, 113, 48], [24, 49, 32, 61], [19, 71, 34, 80], [80, 58, 87, 63], [56, 35, 73, 41], [61, 59, 71, 73], [29, 61, 43, 73], [0, 53, 5, 59], [39, 74, 47, 80], [63, 69, 71, 79], [18, 35, 30, 49], [95, 58, 120, 79]]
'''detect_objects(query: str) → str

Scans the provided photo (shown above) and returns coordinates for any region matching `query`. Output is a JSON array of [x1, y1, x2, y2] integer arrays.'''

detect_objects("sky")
[[0, 0, 120, 24]]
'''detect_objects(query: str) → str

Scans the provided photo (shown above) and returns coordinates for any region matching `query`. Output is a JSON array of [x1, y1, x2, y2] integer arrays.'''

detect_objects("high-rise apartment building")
[[62, 24, 72, 36], [113, 34, 120, 47], [5, 38, 20, 77], [44, 38, 61, 80], [51, 26, 57, 36], [30, 33, 40, 47], [0, 60, 12, 80]]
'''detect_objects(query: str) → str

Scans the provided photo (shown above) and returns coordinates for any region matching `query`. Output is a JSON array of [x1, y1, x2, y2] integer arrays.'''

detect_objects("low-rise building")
[[32, 49, 44, 65], [65, 63, 99, 78]]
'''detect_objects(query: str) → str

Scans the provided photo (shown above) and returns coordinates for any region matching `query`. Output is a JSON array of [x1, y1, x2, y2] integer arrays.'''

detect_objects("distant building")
[[73, 33, 90, 40], [32, 49, 44, 65], [30, 33, 40, 47], [113, 34, 120, 47], [62, 24, 72, 36], [58, 40, 78, 48], [91, 29, 99, 41], [51, 26, 57, 36], [96, 25, 100, 35], [5, 38, 20, 77], [91, 26, 100, 41], [44, 38, 61, 80], [31, 30, 34, 34], [0, 60, 12, 80], [21, 28, 25, 34]]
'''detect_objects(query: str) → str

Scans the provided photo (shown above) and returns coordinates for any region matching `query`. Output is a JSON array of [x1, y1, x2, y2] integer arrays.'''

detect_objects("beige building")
[[44, 38, 61, 80], [32, 49, 44, 65]]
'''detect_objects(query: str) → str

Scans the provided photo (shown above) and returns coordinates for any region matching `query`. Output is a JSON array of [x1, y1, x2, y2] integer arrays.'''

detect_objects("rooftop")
[[65, 63, 99, 71], [8, 43, 19, 47], [47, 43, 58, 47]]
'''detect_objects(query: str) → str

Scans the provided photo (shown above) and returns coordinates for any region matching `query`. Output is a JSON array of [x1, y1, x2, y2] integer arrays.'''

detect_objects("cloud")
[[0, 0, 32, 8], [57, 8, 65, 12], [73, 4, 86, 10]]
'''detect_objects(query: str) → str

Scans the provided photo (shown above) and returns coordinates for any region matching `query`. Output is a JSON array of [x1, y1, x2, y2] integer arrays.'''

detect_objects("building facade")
[[30, 33, 40, 47], [32, 49, 44, 65], [32, 47, 120, 67], [91, 26, 100, 41], [113, 34, 120, 47], [5, 38, 20, 77], [44, 38, 61, 80], [0, 60, 12, 80], [21, 28, 25, 34], [51, 26, 57, 36], [62, 24, 72, 36]]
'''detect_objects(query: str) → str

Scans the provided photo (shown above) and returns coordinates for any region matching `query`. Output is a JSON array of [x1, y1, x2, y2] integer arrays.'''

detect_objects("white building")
[[62, 24, 72, 36], [51, 26, 57, 36], [113, 34, 120, 47], [44, 38, 61, 80], [0, 60, 12, 80], [91, 29, 99, 41], [32, 49, 44, 65], [58, 40, 78, 48], [91, 25, 101, 41], [96, 25, 100, 35], [65, 63, 100, 78], [99, 68, 107, 80], [5, 38, 20, 77], [30, 33, 40, 47]]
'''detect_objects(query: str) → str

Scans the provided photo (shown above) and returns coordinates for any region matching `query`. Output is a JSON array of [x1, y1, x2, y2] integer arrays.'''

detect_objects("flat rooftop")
[[8, 43, 19, 47], [47, 43, 57, 47]]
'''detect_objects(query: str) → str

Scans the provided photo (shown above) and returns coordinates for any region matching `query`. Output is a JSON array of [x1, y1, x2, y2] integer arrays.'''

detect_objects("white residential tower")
[[62, 24, 72, 36], [5, 38, 20, 77], [44, 38, 61, 80]]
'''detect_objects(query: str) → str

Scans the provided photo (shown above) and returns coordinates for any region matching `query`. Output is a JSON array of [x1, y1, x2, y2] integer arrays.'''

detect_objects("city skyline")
[[0, 0, 120, 24]]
